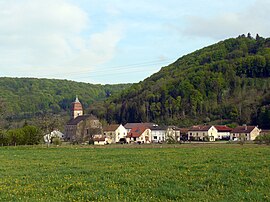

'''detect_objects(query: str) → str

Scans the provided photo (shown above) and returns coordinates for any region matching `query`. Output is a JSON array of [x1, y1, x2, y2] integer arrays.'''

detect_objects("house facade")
[[188, 125, 218, 141], [150, 125, 167, 143], [230, 126, 261, 141], [126, 126, 151, 144], [215, 125, 232, 140], [103, 124, 127, 143]]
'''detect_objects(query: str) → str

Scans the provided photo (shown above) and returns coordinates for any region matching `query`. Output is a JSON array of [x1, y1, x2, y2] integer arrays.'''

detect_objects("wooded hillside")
[[0, 77, 130, 121], [91, 34, 270, 128]]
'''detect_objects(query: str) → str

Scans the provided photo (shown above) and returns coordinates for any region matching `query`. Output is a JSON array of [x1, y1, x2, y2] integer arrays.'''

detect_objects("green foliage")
[[52, 137, 62, 146], [254, 134, 270, 145], [166, 136, 178, 144], [0, 144, 269, 201], [96, 35, 270, 128], [0, 77, 131, 124], [0, 125, 42, 146]]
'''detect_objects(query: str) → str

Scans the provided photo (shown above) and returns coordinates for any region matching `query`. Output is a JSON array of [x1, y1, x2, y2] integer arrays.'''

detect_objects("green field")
[[0, 144, 269, 201]]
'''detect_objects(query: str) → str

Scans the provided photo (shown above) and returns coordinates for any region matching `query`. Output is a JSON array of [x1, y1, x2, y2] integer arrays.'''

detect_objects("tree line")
[[0, 125, 42, 146]]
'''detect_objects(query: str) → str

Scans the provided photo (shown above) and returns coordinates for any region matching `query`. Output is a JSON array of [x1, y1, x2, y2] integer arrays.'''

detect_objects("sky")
[[0, 0, 270, 84]]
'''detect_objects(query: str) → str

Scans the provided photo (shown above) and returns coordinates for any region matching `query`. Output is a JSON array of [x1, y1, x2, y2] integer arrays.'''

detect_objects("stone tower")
[[71, 96, 83, 119]]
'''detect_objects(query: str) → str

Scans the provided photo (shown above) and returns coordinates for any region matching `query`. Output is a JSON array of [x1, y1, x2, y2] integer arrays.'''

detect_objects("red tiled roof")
[[189, 125, 212, 132], [214, 125, 232, 132], [127, 126, 148, 138], [103, 124, 120, 132], [231, 126, 257, 133]]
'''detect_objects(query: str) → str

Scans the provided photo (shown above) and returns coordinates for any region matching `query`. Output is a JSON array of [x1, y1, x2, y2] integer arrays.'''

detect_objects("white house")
[[214, 125, 232, 140], [44, 130, 64, 144], [188, 125, 218, 141], [150, 125, 167, 143], [103, 124, 127, 143], [230, 125, 261, 141], [126, 126, 151, 144]]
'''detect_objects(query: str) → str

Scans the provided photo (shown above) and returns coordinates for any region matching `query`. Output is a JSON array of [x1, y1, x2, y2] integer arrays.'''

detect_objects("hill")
[[0, 77, 131, 122], [92, 34, 270, 128]]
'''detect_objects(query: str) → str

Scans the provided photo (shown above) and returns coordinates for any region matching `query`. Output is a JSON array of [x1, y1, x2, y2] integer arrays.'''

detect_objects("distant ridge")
[[0, 77, 131, 120], [91, 34, 270, 129]]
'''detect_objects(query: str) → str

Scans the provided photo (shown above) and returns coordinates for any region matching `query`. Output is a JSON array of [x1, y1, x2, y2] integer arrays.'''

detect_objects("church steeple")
[[71, 96, 83, 119]]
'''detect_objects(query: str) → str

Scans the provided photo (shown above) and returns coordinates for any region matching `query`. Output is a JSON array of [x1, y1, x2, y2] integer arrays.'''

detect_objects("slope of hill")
[[93, 34, 270, 128], [0, 77, 131, 120]]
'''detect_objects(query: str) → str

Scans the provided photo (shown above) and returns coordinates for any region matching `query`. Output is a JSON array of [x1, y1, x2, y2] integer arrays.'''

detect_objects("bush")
[[254, 134, 270, 145], [166, 136, 178, 144], [52, 137, 62, 146]]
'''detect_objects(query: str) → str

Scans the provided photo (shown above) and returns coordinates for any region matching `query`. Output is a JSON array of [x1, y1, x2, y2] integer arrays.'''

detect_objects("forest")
[[0, 78, 130, 129], [89, 34, 270, 129]]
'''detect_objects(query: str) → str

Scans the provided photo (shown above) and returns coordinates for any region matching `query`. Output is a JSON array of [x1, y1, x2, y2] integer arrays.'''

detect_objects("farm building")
[[230, 125, 261, 141]]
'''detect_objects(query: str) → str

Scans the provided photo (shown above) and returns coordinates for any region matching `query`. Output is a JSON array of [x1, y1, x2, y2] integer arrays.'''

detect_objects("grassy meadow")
[[0, 144, 269, 201]]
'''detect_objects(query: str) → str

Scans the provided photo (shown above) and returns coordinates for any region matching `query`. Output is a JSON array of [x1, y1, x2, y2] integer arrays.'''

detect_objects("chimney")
[[243, 124, 247, 130]]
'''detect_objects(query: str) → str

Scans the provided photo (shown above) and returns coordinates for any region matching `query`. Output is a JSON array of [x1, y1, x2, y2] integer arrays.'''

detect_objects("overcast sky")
[[0, 0, 269, 84]]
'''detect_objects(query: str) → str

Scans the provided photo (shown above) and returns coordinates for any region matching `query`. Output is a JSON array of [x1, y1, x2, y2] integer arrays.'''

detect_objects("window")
[[154, 136, 157, 139]]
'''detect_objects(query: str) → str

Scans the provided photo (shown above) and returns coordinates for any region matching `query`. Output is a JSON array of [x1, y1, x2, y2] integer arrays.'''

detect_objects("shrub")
[[52, 137, 62, 146], [255, 134, 270, 145]]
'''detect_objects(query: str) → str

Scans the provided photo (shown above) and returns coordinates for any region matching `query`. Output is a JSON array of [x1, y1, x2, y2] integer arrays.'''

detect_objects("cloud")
[[0, 0, 124, 78], [183, 0, 270, 39]]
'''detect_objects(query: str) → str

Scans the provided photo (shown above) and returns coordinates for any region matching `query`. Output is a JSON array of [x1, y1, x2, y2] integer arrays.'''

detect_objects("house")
[[188, 125, 218, 141], [103, 124, 127, 143], [230, 125, 261, 141], [64, 96, 103, 143], [150, 125, 167, 143], [126, 126, 151, 144], [214, 125, 232, 140], [93, 135, 109, 145], [44, 130, 64, 144]]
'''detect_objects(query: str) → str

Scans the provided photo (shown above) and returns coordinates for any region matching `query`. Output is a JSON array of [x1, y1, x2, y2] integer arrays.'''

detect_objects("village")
[[49, 96, 266, 146]]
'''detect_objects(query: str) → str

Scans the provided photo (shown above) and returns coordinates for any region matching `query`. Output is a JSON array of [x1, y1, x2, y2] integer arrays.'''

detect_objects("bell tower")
[[71, 96, 83, 119]]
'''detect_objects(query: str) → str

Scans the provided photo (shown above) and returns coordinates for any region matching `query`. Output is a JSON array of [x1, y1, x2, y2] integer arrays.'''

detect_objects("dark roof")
[[66, 114, 98, 125], [189, 125, 212, 132], [94, 137, 106, 141], [127, 126, 148, 138], [103, 124, 120, 132], [149, 125, 167, 131], [214, 125, 232, 132], [124, 123, 156, 129], [260, 130, 270, 135], [230, 126, 257, 133]]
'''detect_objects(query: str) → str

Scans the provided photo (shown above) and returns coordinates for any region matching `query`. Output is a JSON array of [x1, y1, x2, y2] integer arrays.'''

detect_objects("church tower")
[[71, 96, 83, 119]]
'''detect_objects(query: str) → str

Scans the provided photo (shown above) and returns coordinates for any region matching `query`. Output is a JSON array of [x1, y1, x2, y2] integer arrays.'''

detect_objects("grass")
[[0, 144, 269, 201]]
